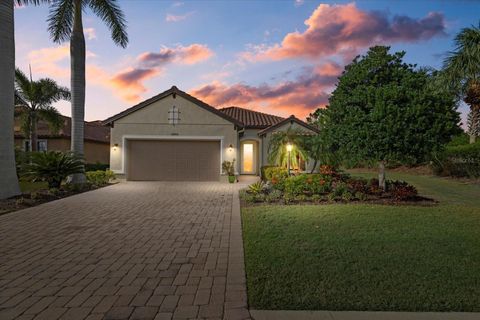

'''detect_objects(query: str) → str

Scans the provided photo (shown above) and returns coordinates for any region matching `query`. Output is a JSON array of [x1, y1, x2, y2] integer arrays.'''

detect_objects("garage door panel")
[[127, 140, 220, 181]]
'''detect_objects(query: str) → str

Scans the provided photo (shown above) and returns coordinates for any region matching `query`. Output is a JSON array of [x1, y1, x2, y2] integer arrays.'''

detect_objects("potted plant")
[[222, 159, 236, 183]]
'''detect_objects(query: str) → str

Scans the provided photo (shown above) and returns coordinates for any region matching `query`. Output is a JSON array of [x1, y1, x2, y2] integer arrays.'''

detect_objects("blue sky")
[[14, 0, 479, 125]]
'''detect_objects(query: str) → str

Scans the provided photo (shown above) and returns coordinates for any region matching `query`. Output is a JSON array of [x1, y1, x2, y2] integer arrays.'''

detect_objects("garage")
[[127, 140, 221, 181]]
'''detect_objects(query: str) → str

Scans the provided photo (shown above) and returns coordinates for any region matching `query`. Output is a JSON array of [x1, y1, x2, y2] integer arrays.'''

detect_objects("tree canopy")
[[318, 46, 461, 187]]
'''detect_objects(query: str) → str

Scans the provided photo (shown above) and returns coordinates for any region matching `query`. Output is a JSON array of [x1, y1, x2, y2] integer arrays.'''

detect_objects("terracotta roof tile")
[[218, 106, 284, 129]]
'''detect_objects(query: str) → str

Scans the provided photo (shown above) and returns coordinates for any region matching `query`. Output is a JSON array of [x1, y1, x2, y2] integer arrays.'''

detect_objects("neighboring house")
[[103, 86, 319, 181], [14, 111, 110, 164]]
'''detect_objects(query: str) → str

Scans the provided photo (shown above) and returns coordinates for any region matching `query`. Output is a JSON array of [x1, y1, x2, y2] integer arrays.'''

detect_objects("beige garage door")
[[127, 140, 220, 181]]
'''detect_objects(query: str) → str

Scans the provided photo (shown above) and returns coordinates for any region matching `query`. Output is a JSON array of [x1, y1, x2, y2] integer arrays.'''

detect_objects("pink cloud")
[[165, 12, 194, 22], [190, 61, 341, 119], [109, 44, 213, 102], [110, 68, 159, 102], [244, 3, 446, 61]]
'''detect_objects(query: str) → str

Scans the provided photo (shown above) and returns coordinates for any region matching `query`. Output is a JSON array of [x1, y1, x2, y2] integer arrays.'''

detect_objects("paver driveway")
[[0, 182, 250, 320]]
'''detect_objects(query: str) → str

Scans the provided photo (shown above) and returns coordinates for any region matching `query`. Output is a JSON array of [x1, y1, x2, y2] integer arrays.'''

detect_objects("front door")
[[241, 142, 255, 174]]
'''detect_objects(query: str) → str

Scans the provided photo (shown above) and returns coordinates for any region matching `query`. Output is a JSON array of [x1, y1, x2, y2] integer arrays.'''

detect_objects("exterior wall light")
[[286, 143, 293, 152], [228, 144, 233, 152], [113, 143, 118, 151]]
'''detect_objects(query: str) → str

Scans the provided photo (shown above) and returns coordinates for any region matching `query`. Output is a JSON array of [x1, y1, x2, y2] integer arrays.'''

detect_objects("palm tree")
[[443, 23, 480, 143], [15, 67, 70, 151], [268, 127, 308, 170], [47, 0, 128, 182], [0, 0, 50, 199]]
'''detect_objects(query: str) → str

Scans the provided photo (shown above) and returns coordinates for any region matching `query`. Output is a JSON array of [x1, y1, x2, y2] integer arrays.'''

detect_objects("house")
[[103, 86, 319, 181], [14, 111, 110, 164]]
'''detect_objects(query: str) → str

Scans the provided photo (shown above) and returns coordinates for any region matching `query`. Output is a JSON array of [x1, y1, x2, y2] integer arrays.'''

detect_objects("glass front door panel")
[[243, 143, 254, 173]]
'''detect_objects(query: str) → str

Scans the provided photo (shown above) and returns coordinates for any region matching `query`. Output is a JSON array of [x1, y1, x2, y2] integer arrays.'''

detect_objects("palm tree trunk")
[[0, 1, 21, 199], [469, 105, 479, 144], [70, 0, 86, 183], [30, 112, 38, 152]]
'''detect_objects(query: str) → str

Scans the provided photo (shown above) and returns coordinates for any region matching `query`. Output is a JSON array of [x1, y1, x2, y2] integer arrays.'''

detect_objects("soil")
[[0, 184, 114, 216]]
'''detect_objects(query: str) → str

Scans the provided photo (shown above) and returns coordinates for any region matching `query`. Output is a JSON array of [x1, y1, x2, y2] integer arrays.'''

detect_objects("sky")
[[14, 0, 480, 125]]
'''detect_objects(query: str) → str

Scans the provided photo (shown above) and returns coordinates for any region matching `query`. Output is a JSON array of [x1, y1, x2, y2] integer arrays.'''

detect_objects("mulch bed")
[[241, 195, 437, 208], [0, 184, 114, 216]]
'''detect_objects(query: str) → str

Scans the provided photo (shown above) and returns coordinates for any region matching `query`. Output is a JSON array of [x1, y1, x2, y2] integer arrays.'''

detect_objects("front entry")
[[241, 141, 257, 174]]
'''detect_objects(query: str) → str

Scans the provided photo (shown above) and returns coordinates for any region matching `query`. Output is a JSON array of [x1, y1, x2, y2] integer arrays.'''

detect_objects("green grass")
[[241, 172, 480, 311], [19, 181, 48, 193]]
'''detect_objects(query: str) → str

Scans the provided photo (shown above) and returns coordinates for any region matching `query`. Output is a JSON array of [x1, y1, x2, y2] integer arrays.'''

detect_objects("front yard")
[[242, 172, 480, 311]]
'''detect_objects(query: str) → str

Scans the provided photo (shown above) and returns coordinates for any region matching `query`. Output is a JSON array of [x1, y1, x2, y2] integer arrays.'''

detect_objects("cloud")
[[110, 68, 159, 102], [294, 0, 304, 7], [28, 45, 96, 79], [110, 44, 213, 101], [84, 28, 97, 40], [190, 61, 342, 118], [166, 12, 194, 22], [243, 3, 446, 61]]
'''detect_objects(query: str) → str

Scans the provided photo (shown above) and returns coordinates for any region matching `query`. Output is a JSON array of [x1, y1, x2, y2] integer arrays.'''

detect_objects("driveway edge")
[[250, 310, 480, 320], [224, 186, 251, 320]]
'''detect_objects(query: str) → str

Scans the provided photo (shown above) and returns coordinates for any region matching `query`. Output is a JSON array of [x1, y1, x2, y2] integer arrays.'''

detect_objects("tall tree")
[[324, 46, 461, 189], [47, 0, 128, 182], [443, 23, 480, 144], [15, 67, 70, 151], [0, 0, 49, 199]]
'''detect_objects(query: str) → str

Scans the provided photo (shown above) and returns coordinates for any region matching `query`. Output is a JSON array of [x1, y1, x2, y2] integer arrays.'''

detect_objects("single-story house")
[[103, 86, 319, 181], [14, 110, 110, 164]]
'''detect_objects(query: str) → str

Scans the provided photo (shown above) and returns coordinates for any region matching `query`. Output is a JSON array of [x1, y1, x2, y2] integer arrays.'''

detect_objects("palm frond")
[[88, 0, 128, 48], [15, 0, 51, 6], [47, 0, 75, 44], [37, 107, 63, 135], [37, 78, 71, 106]]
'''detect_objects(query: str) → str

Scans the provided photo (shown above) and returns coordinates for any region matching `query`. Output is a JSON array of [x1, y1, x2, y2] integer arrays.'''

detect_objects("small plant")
[[311, 194, 322, 203], [86, 170, 115, 186], [341, 191, 354, 202], [388, 180, 418, 201], [22, 151, 85, 188], [355, 192, 368, 201], [266, 189, 282, 203], [222, 159, 236, 183], [248, 181, 266, 195]]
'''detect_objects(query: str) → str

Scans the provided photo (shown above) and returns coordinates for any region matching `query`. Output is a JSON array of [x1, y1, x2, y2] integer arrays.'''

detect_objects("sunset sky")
[[14, 1, 479, 125]]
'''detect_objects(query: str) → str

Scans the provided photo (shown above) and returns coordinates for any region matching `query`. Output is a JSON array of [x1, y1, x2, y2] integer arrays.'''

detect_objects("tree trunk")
[[378, 161, 386, 190], [0, 1, 21, 199], [30, 112, 37, 152], [69, 0, 86, 183], [310, 159, 317, 174], [469, 105, 479, 144]]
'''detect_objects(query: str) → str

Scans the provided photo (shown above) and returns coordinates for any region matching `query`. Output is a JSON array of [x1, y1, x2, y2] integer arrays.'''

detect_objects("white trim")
[[113, 135, 225, 175]]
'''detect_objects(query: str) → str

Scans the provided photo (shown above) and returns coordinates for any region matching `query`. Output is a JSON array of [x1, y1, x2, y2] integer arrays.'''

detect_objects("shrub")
[[247, 181, 266, 195], [85, 162, 109, 171], [222, 159, 236, 176], [21, 151, 84, 188], [266, 189, 282, 202], [264, 167, 289, 190], [388, 180, 418, 201], [332, 181, 348, 197], [432, 141, 480, 178], [86, 170, 115, 186], [260, 165, 276, 180], [284, 174, 324, 196]]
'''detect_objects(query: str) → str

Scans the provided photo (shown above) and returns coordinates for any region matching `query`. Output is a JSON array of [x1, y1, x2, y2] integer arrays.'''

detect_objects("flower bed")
[[240, 166, 434, 205]]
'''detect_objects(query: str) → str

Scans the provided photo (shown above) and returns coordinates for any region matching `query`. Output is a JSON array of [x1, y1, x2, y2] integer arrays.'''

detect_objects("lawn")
[[241, 172, 480, 311]]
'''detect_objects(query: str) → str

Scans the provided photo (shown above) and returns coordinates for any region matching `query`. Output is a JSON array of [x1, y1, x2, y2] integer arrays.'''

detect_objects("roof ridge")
[[218, 105, 285, 119]]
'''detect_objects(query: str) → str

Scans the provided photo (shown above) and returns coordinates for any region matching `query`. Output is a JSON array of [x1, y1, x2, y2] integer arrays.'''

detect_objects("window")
[[23, 140, 48, 151], [38, 140, 47, 151]]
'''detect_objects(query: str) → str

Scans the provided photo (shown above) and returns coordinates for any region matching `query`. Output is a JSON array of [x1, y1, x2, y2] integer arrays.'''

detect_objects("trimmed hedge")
[[432, 141, 480, 178]]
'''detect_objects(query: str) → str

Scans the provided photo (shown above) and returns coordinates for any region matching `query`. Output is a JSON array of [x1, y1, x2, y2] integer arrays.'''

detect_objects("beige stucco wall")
[[15, 138, 109, 164], [109, 94, 238, 178]]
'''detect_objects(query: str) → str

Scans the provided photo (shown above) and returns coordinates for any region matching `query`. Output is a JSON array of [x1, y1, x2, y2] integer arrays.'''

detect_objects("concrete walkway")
[[0, 181, 250, 320], [250, 310, 480, 320]]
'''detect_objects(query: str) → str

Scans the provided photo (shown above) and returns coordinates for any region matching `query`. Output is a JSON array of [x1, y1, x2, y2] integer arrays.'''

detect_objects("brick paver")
[[0, 182, 250, 320]]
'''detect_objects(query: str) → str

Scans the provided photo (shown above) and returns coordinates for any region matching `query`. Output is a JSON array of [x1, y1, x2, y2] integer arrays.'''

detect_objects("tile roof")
[[14, 108, 110, 143], [218, 106, 284, 129], [257, 115, 321, 136]]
